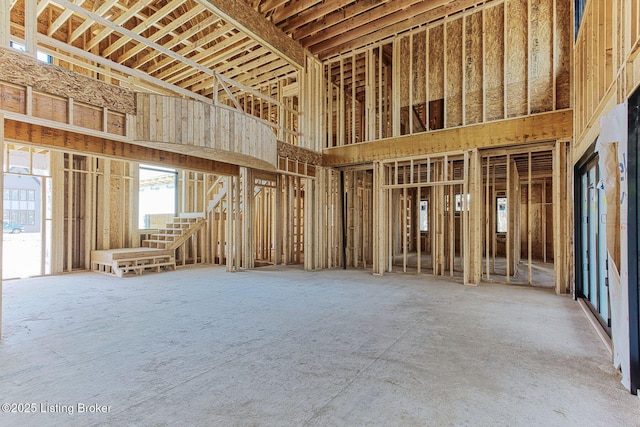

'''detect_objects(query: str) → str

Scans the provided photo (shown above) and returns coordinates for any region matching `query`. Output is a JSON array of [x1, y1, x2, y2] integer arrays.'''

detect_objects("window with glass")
[[138, 165, 177, 229], [496, 197, 508, 233]]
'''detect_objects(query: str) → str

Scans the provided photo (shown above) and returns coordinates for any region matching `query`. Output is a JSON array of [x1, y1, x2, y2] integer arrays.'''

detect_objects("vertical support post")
[[304, 176, 315, 271], [467, 148, 483, 285], [463, 152, 469, 283], [26, 87, 33, 117], [284, 175, 290, 264], [409, 33, 414, 134], [506, 153, 511, 283], [213, 74, 219, 105], [181, 170, 188, 214], [50, 152, 65, 272], [492, 162, 497, 273], [552, 140, 564, 294], [402, 185, 408, 273], [485, 156, 491, 280], [235, 175, 242, 270], [417, 185, 421, 274], [0, 113, 4, 338], [96, 158, 111, 251], [326, 173, 332, 267], [351, 54, 356, 144], [41, 175, 49, 274], [241, 167, 254, 270], [432, 166, 438, 275], [449, 183, 454, 277], [129, 163, 139, 248], [316, 171, 324, 269], [340, 171, 347, 269], [25, 0, 37, 57], [295, 176, 302, 265], [392, 39, 400, 137], [528, 152, 533, 284], [542, 177, 547, 263], [84, 159, 95, 269], [66, 154, 73, 272], [339, 59, 345, 146], [388, 174, 393, 272], [373, 161, 385, 275], [464, 150, 481, 285], [461, 17, 467, 126], [225, 175, 234, 272], [353, 171, 360, 268], [0, 0, 10, 48]]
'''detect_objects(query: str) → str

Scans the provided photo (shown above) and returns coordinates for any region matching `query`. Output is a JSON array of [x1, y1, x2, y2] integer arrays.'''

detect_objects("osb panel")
[[32, 92, 67, 124], [0, 83, 27, 114], [465, 12, 483, 125], [278, 141, 322, 165], [445, 18, 463, 127], [506, 0, 528, 118], [107, 112, 127, 136], [74, 103, 103, 131], [529, 0, 554, 114], [412, 31, 427, 105], [485, 4, 505, 121], [0, 48, 135, 114], [399, 36, 411, 107], [555, 0, 571, 109], [428, 25, 444, 101]]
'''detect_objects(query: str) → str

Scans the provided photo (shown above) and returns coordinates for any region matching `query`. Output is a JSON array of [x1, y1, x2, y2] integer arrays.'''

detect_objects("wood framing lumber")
[[3, 119, 239, 176], [197, 0, 306, 68], [0, 0, 9, 48], [0, 112, 3, 338], [322, 110, 573, 166]]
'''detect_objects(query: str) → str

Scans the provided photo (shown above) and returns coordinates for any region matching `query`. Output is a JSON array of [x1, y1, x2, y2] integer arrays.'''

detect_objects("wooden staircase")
[[91, 215, 206, 277], [141, 216, 205, 250]]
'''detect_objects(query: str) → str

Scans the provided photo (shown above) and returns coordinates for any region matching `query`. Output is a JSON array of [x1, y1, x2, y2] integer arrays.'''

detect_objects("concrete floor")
[[0, 266, 639, 426]]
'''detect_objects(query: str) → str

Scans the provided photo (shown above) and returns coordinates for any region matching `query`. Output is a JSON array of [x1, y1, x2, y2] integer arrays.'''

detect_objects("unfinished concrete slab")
[[0, 266, 638, 426]]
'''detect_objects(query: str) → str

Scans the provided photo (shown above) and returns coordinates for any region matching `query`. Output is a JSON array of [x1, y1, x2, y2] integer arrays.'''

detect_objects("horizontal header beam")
[[3, 119, 240, 176], [323, 110, 573, 166]]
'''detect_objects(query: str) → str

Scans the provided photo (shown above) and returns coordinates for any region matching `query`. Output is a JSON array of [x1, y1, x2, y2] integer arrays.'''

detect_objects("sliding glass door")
[[576, 154, 610, 331]]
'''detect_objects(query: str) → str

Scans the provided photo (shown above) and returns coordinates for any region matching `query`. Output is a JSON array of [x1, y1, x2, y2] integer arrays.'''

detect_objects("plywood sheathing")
[[0, 48, 135, 115]]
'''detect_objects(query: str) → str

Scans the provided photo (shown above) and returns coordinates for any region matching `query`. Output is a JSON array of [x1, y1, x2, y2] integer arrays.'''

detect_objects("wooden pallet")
[[91, 248, 176, 277]]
